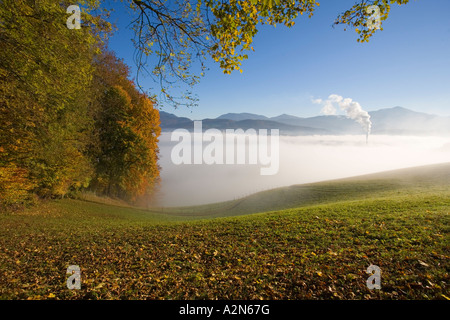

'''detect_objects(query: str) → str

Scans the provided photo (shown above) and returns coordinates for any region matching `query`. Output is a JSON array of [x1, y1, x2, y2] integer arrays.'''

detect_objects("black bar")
[[0, 300, 447, 318]]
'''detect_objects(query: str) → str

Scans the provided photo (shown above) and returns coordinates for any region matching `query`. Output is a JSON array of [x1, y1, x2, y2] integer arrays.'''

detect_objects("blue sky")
[[106, 0, 450, 119]]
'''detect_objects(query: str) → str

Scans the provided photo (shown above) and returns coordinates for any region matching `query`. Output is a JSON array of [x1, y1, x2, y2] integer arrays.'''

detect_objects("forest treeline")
[[0, 1, 161, 209]]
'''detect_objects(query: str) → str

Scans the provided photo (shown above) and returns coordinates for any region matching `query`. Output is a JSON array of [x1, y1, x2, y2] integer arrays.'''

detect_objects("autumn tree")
[[89, 51, 161, 204], [122, 0, 410, 108], [0, 1, 161, 208], [0, 0, 109, 206]]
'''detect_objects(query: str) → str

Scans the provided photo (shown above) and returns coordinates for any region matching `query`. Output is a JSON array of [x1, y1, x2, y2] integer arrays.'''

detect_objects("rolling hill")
[[1, 163, 449, 300], [149, 162, 450, 218]]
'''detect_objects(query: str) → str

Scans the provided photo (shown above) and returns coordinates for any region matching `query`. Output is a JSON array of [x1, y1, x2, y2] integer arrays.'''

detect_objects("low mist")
[[155, 133, 450, 207]]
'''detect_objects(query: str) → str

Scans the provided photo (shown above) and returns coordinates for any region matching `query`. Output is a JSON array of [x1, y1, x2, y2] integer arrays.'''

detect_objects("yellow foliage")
[[0, 164, 35, 207]]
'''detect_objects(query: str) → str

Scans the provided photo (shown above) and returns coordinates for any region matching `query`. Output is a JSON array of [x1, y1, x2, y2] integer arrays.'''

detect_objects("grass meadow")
[[1, 163, 449, 300]]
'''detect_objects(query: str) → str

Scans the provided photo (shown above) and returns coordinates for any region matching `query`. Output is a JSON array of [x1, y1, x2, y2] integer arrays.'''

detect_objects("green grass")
[[0, 163, 449, 300], [148, 162, 450, 218]]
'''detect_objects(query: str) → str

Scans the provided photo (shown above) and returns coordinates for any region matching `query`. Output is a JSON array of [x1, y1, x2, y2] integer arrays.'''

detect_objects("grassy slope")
[[150, 162, 450, 218], [0, 163, 449, 299]]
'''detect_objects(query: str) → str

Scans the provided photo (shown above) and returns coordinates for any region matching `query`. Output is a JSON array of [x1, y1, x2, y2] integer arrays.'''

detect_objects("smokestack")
[[316, 94, 372, 144]]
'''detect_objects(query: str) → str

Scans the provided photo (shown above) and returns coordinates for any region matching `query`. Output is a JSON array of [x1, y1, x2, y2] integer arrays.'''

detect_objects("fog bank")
[[156, 133, 450, 206]]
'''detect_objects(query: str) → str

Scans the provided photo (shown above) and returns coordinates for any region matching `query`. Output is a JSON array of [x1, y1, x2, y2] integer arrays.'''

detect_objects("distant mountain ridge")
[[159, 107, 450, 136], [216, 113, 269, 121]]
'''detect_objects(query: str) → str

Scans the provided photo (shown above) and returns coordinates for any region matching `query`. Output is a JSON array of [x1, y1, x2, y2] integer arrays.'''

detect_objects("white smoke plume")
[[315, 94, 372, 134]]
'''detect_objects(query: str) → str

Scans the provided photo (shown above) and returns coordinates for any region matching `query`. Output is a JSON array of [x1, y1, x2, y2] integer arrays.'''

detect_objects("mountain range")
[[159, 107, 450, 136]]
